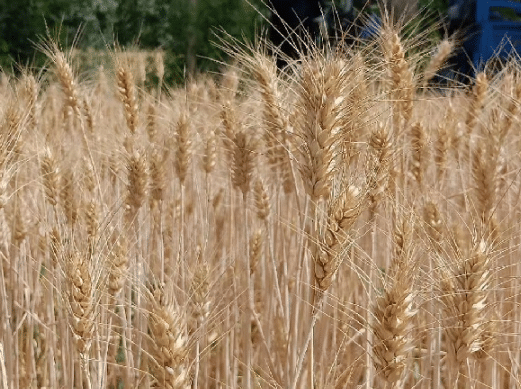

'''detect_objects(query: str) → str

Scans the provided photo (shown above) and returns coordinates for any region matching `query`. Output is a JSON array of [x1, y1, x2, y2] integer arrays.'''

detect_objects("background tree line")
[[0, 0, 268, 82]]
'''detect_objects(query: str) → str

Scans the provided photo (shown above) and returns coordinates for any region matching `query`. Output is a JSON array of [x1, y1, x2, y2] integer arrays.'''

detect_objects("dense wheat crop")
[[2, 23, 521, 389]]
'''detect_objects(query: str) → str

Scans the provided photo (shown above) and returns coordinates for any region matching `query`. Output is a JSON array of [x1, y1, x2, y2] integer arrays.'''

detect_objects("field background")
[[2, 17, 521, 389]]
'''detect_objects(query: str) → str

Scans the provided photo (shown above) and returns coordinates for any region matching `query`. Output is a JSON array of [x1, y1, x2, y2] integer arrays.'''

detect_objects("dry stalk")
[[0, 343, 7, 389]]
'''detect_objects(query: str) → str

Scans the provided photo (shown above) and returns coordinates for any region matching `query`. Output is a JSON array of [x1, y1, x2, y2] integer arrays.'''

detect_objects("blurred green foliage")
[[0, 0, 267, 83]]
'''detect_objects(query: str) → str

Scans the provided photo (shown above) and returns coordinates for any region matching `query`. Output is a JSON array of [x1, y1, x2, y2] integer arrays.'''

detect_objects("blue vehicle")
[[447, 0, 521, 78], [268, 0, 521, 78]]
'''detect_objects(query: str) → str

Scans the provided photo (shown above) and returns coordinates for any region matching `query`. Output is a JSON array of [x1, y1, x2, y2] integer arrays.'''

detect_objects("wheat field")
[[1, 22, 521, 389]]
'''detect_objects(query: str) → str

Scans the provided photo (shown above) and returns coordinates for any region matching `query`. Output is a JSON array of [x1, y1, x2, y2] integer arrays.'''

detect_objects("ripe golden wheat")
[[1, 22, 521, 389]]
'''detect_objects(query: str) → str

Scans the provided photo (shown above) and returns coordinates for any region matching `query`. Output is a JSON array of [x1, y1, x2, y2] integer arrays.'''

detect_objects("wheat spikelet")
[[315, 185, 363, 292], [220, 102, 238, 155], [435, 120, 449, 182], [249, 229, 263, 276], [368, 123, 393, 214], [472, 142, 496, 223], [465, 72, 488, 134], [21, 72, 39, 130], [381, 29, 414, 126], [147, 101, 158, 143], [373, 216, 416, 386], [250, 52, 287, 173], [12, 205, 27, 246], [65, 250, 95, 356], [148, 286, 189, 389], [220, 67, 239, 103], [423, 39, 454, 86], [108, 238, 128, 299], [82, 157, 96, 195], [60, 168, 78, 227], [279, 143, 295, 194], [499, 74, 521, 140], [49, 227, 62, 269], [410, 121, 426, 187], [150, 147, 167, 204], [190, 261, 210, 323], [440, 240, 491, 387], [174, 112, 192, 185], [231, 131, 256, 198], [423, 201, 443, 253], [82, 97, 94, 134], [125, 150, 147, 218], [117, 63, 139, 135], [253, 179, 270, 222], [41, 147, 60, 207], [84, 199, 98, 242], [48, 45, 81, 116], [296, 56, 349, 201], [201, 129, 217, 175]]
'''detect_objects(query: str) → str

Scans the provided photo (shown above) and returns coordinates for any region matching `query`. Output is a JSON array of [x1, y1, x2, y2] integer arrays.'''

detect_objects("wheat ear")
[[423, 39, 454, 87], [314, 185, 364, 293], [410, 121, 426, 188], [125, 150, 147, 221], [41, 147, 60, 208], [296, 56, 349, 202], [116, 63, 139, 135], [368, 123, 393, 217], [381, 29, 414, 128], [472, 141, 497, 224], [465, 72, 488, 135], [231, 131, 256, 199], [65, 250, 96, 389], [373, 216, 416, 387], [147, 286, 189, 389], [440, 240, 491, 389], [250, 52, 287, 174], [60, 168, 78, 227], [174, 112, 192, 186]]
